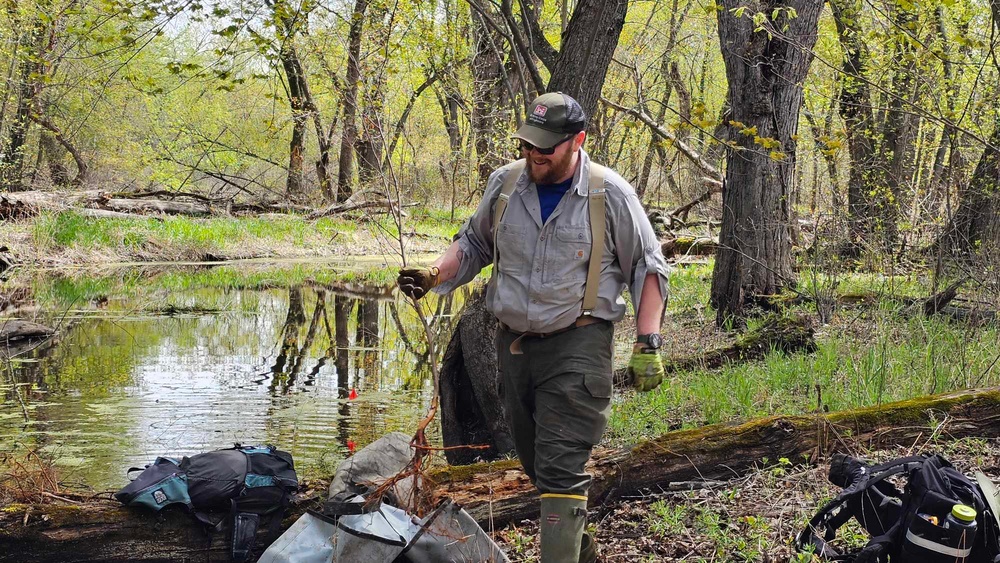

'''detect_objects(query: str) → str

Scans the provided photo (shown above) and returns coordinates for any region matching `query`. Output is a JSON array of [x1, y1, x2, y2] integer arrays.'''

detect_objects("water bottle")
[[944, 504, 978, 551], [900, 505, 977, 562]]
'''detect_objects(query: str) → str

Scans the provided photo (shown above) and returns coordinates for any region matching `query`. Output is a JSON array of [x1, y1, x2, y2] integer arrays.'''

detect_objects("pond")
[[0, 261, 470, 490]]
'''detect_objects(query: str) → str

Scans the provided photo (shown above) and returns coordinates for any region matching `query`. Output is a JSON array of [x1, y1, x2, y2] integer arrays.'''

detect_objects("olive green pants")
[[496, 321, 614, 495]]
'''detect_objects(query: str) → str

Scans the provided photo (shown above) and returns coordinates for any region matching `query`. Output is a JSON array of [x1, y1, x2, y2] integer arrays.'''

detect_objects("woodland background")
[[4, 0, 1000, 320]]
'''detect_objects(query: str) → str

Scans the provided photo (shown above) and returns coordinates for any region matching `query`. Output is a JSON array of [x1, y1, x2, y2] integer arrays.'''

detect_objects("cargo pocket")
[[583, 372, 612, 399]]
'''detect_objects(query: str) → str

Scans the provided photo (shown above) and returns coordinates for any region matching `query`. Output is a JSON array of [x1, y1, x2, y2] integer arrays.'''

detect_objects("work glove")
[[396, 266, 439, 300], [627, 350, 665, 392]]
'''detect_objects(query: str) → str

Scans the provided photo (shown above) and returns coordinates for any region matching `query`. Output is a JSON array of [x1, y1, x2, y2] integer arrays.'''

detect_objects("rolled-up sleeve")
[[611, 191, 670, 311], [432, 168, 506, 294]]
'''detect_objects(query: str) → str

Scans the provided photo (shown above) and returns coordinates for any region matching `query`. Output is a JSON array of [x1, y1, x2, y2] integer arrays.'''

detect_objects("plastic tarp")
[[259, 498, 508, 563]]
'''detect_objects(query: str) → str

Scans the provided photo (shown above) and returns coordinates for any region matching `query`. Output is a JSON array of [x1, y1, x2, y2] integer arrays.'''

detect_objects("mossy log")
[[429, 387, 1000, 530]]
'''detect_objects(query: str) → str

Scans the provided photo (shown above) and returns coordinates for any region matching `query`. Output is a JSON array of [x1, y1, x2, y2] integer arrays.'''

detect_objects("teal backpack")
[[115, 444, 298, 562]]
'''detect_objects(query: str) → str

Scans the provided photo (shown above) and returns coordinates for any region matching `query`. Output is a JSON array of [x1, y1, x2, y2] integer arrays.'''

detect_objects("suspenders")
[[491, 159, 608, 315]]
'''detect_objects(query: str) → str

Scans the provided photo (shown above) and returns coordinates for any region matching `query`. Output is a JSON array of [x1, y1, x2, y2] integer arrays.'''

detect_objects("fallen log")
[[0, 320, 55, 344], [660, 236, 718, 258], [431, 387, 1000, 529], [77, 208, 162, 221], [101, 198, 211, 216]]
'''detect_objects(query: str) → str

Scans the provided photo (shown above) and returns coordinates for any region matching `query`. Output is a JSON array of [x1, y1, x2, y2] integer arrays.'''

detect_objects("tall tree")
[[876, 1, 922, 251], [469, 2, 509, 185], [830, 0, 880, 254], [335, 0, 369, 202], [710, 1, 822, 325], [938, 0, 1000, 257]]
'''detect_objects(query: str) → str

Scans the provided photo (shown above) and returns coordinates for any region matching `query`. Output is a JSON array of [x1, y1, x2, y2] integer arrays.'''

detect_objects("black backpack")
[[115, 444, 298, 562], [796, 453, 1000, 562]]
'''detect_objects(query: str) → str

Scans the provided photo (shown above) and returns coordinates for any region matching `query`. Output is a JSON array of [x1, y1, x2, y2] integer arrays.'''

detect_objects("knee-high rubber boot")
[[579, 531, 597, 563], [539, 494, 587, 563]]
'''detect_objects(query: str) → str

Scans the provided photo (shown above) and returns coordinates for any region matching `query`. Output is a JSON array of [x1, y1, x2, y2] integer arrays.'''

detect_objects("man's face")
[[523, 132, 584, 184]]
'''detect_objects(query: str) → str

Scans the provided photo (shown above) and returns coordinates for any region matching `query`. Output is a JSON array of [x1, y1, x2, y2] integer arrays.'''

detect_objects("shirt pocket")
[[543, 226, 591, 283], [496, 223, 527, 276]]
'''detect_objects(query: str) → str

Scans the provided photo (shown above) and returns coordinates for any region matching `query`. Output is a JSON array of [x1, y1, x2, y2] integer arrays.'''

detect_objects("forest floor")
[[490, 438, 1000, 562]]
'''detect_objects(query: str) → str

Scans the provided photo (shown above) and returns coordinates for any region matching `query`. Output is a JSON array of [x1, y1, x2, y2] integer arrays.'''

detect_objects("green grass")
[[28, 209, 461, 261], [607, 261, 1000, 447]]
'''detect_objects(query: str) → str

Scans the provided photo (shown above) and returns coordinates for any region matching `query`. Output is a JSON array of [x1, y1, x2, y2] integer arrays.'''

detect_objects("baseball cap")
[[513, 92, 587, 149]]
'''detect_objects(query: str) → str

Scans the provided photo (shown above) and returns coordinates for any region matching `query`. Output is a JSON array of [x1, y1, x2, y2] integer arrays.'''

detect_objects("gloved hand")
[[396, 266, 439, 300], [627, 349, 665, 392]]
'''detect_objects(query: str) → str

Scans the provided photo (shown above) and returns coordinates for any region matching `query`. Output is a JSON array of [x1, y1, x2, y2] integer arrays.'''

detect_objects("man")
[[397, 92, 669, 563]]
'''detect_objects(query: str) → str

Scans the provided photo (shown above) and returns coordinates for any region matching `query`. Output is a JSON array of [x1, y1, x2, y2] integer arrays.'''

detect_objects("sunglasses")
[[519, 135, 573, 155]]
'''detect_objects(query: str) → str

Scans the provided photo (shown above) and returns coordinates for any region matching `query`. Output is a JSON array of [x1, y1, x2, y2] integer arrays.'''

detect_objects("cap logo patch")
[[533, 105, 548, 117]]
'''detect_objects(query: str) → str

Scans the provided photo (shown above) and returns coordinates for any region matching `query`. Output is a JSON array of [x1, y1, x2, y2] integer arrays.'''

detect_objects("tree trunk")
[[0, 21, 45, 192], [875, 3, 921, 252], [829, 0, 879, 254], [354, 1, 391, 187], [937, 2, 1000, 257], [39, 131, 69, 186], [439, 287, 514, 465], [710, 1, 821, 325], [470, 4, 509, 187], [939, 120, 1000, 256], [546, 0, 629, 121], [335, 0, 369, 202], [280, 43, 308, 199]]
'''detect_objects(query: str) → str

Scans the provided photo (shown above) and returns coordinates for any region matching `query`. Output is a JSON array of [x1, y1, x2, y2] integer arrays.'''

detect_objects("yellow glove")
[[396, 266, 439, 300], [627, 349, 665, 392]]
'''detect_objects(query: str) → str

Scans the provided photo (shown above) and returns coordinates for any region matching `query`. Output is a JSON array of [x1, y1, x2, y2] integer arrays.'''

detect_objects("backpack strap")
[[491, 159, 607, 316], [582, 163, 607, 316], [796, 456, 925, 557], [491, 159, 525, 278]]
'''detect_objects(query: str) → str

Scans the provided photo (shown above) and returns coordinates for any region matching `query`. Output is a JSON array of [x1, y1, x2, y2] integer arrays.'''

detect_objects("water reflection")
[[0, 274, 465, 490]]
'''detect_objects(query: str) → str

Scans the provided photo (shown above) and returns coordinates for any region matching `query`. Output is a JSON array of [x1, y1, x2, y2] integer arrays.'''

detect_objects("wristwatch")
[[636, 333, 663, 352]]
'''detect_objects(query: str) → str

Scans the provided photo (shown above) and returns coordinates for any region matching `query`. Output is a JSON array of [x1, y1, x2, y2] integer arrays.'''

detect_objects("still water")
[[1, 265, 467, 490]]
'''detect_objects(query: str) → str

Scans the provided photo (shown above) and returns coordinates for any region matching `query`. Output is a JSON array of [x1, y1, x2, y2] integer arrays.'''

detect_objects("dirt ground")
[[491, 438, 1000, 562]]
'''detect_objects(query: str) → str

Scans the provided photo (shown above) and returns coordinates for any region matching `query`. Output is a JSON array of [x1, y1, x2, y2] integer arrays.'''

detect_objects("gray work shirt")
[[434, 149, 669, 334]]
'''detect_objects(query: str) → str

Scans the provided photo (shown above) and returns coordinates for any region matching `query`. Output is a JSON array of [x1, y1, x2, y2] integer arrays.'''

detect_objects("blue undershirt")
[[536, 178, 573, 224]]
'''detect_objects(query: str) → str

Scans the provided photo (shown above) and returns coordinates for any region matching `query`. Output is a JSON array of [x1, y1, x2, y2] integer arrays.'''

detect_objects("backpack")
[[796, 453, 1000, 562], [115, 444, 298, 562]]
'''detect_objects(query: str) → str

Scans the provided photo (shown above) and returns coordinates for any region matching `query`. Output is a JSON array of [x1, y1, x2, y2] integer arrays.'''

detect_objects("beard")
[[526, 147, 576, 185]]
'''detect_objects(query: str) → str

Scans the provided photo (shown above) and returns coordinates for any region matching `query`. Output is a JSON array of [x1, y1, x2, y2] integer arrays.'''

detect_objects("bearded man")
[[397, 92, 669, 562]]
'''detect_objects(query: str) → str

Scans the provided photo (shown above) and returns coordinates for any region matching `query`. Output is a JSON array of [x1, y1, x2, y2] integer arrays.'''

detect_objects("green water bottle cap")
[[952, 504, 977, 522]]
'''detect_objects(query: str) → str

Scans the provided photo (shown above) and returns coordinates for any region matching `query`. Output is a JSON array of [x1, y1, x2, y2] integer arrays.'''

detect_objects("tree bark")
[[829, 0, 879, 254], [546, 0, 629, 121], [875, 2, 922, 252], [439, 287, 514, 465], [0, 17, 45, 192], [470, 3, 510, 187], [939, 120, 1000, 256], [709, 1, 821, 325], [335, 0, 369, 202]]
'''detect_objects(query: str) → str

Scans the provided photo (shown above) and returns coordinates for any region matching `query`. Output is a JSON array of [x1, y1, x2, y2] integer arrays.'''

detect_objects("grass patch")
[[27, 210, 461, 263], [609, 285, 1000, 446]]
